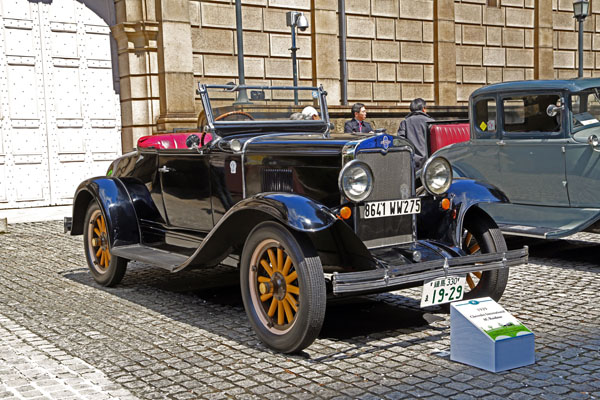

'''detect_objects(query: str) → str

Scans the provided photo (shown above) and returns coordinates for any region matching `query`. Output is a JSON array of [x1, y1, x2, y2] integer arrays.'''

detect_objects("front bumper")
[[332, 246, 528, 295]]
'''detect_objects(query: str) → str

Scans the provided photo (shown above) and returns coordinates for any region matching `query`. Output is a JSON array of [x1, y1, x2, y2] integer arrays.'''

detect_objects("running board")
[[498, 224, 565, 239], [111, 244, 188, 272]]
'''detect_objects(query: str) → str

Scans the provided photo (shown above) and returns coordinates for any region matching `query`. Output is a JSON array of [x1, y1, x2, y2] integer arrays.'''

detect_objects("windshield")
[[198, 85, 327, 134], [570, 88, 600, 132]]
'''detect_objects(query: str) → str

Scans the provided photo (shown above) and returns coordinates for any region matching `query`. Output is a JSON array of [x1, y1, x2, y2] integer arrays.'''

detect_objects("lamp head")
[[573, 0, 590, 20]]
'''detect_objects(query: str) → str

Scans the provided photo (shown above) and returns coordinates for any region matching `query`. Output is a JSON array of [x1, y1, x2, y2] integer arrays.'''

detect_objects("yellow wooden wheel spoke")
[[94, 228, 101, 237], [257, 276, 270, 283], [260, 292, 273, 302], [100, 251, 105, 267], [473, 271, 482, 279], [267, 249, 277, 272], [285, 293, 298, 312], [285, 271, 298, 284], [107, 251, 111, 262], [268, 298, 278, 317], [100, 216, 106, 233], [466, 274, 476, 289], [282, 256, 293, 276], [469, 243, 480, 254], [277, 248, 283, 272], [95, 247, 102, 257], [260, 259, 274, 277], [277, 300, 284, 325], [465, 232, 473, 247], [282, 298, 294, 324], [287, 284, 300, 295]]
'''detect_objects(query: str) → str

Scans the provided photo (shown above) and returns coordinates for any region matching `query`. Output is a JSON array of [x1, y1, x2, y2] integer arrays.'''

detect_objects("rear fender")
[[70, 177, 140, 247]]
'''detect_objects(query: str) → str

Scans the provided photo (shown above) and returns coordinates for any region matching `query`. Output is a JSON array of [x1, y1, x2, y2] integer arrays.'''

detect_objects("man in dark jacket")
[[397, 98, 434, 169], [344, 103, 373, 133]]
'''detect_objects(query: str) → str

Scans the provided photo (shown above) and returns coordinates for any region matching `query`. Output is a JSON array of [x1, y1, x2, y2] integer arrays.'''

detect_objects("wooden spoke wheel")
[[241, 222, 325, 353], [460, 216, 509, 302], [83, 202, 127, 287]]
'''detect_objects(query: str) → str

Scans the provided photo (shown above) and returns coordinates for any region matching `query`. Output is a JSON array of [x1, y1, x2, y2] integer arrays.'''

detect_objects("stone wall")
[[113, 0, 600, 149]]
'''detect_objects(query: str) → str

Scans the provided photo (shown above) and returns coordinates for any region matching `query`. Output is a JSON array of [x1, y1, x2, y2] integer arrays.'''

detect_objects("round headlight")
[[339, 161, 373, 202], [423, 157, 453, 196]]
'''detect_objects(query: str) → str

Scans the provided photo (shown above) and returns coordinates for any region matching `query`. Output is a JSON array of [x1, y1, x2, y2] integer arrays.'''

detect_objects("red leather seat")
[[137, 132, 212, 150], [429, 123, 470, 154]]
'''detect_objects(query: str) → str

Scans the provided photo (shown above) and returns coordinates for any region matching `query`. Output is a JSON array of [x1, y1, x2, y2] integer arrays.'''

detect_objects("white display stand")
[[450, 297, 535, 372]]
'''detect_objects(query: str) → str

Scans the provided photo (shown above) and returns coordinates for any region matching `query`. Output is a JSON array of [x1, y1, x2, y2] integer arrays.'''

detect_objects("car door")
[[497, 93, 570, 206], [159, 150, 213, 231]]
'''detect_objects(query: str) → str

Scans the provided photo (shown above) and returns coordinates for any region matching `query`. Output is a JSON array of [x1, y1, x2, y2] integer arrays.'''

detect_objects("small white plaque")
[[452, 297, 531, 340]]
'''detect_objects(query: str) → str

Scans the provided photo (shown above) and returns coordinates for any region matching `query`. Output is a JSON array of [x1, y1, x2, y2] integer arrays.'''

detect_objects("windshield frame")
[[198, 84, 331, 137]]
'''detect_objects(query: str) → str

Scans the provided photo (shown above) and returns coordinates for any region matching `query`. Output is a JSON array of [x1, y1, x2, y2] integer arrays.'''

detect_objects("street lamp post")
[[573, 0, 590, 78], [286, 11, 309, 105]]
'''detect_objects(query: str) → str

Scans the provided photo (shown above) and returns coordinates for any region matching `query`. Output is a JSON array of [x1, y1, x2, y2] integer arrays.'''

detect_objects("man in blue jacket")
[[344, 103, 373, 133], [397, 98, 434, 169]]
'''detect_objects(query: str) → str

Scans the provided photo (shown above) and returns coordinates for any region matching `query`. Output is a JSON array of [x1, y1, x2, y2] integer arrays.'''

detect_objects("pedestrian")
[[344, 103, 373, 133], [397, 98, 434, 169]]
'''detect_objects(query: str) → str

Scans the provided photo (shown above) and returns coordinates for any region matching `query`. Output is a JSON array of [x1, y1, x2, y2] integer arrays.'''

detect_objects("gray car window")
[[503, 94, 561, 135], [571, 90, 600, 132], [474, 98, 497, 139]]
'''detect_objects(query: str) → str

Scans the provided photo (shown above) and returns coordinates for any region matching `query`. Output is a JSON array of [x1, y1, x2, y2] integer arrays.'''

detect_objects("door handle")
[[158, 165, 174, 173]]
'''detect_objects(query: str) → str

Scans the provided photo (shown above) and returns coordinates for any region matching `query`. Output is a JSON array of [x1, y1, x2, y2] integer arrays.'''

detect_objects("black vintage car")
[[65, 84, 527, 353]]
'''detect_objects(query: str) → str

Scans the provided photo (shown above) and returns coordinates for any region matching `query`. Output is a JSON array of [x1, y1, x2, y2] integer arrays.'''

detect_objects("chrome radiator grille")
[[355, 149, 414, 248]]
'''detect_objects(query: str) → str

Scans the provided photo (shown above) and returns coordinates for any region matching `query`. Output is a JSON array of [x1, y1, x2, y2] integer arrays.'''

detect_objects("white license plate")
[[420, 275, 466, 307], [362, 198, 421, 219]]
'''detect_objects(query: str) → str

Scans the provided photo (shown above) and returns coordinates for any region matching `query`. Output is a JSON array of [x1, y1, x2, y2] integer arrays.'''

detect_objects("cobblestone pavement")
[[0, 221, 599, 399]]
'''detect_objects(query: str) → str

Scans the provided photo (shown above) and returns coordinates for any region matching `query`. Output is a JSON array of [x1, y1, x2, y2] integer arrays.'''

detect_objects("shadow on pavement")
[[62, 263, 445, 350], [506, 236, 600, 267]]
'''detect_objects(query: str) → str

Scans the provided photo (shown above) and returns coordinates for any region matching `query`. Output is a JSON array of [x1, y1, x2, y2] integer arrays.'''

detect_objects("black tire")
[[240, 222, 326, 353], [83, 201, 127, 287], [461, 215, 509, 302]]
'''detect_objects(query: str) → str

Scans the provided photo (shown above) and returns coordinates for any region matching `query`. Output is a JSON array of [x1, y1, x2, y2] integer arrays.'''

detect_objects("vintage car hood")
[[236, 132, 413, 155]]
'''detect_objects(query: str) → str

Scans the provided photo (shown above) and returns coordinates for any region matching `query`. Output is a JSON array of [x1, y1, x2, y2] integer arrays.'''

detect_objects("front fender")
[[70, 177, 140, 247], [178, 193, 338, 270], [449, 178, 508, 245], [235, 193, 338, 232]]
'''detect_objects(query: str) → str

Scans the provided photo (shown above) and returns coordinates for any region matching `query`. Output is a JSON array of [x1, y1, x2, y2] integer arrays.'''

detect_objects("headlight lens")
[[423, 157, 452, 195], [339, 161, 373, 202]]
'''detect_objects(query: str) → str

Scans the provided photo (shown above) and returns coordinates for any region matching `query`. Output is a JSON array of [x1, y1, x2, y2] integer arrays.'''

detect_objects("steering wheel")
[[215, 111, 254, 121]]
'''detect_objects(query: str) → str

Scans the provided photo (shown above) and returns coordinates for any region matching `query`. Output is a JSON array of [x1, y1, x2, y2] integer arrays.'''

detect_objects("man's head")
[[302, 106, 319, 120], [351, 103, 367, 121], [409, 98, 427, 113]]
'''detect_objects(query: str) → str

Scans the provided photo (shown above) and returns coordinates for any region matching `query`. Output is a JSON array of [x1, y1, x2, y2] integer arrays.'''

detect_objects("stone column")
[[534, 0, 554, 79], [112, 0, 159, 152], [433, 0, 457, 106], [155, 0, 197, 132], [311, 0, 341, 104]]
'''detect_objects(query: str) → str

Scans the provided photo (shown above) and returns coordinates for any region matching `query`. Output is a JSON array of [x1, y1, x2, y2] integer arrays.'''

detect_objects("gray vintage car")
[[434, 78, 600, 238]]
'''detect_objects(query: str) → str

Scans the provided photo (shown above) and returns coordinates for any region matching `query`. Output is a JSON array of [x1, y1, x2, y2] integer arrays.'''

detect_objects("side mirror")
[[546, 104, 564, 117], [186, 134, 201, 150]]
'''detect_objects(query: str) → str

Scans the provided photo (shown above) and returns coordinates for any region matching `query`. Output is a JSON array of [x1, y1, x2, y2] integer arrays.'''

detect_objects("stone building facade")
[[113, 0, 600, 150]]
